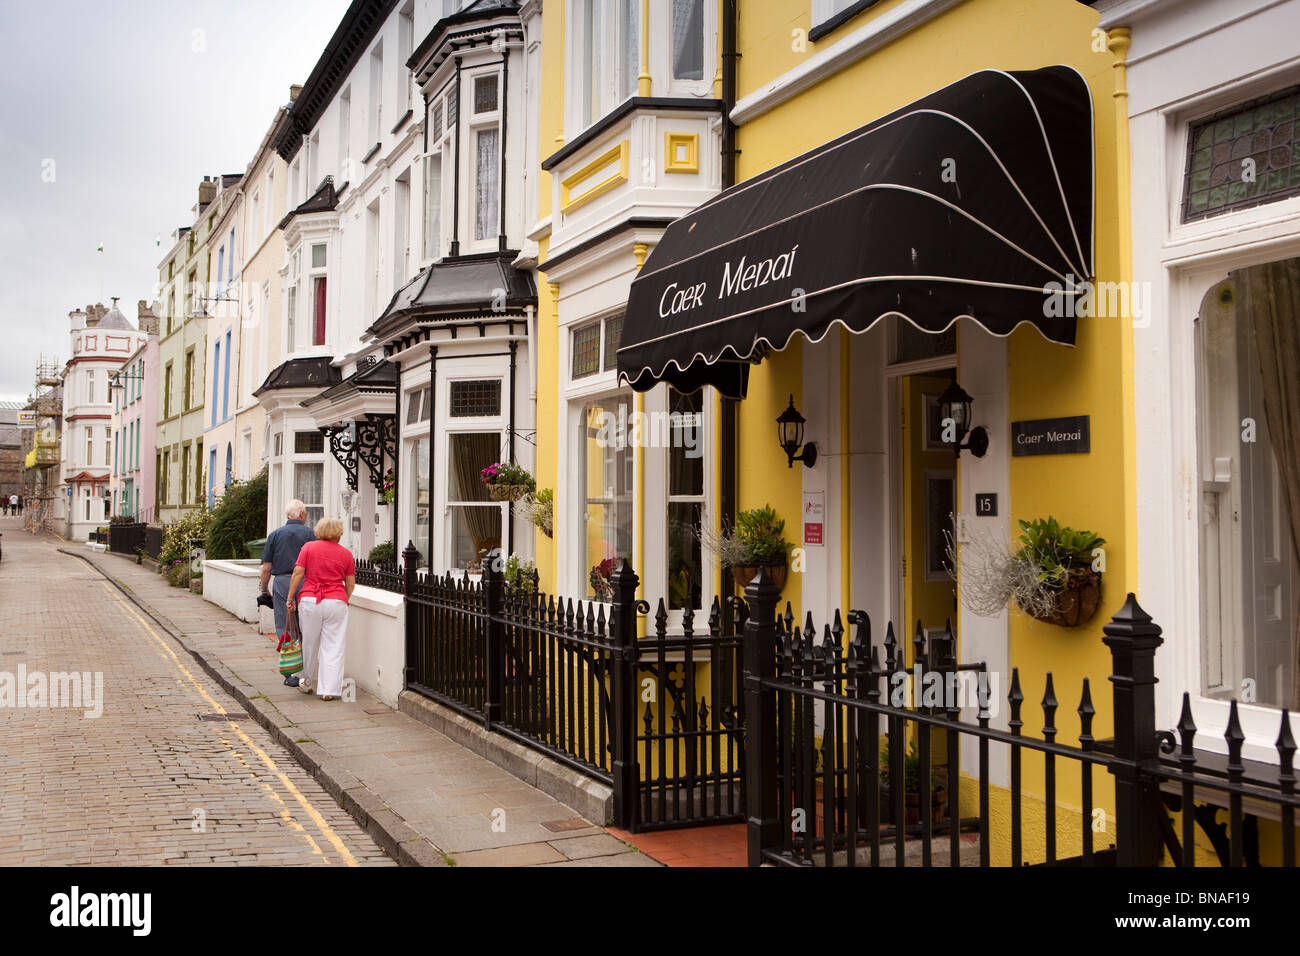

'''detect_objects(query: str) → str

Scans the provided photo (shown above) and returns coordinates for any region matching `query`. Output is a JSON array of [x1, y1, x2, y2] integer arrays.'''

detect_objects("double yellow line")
[[100, 579, 359, 867]]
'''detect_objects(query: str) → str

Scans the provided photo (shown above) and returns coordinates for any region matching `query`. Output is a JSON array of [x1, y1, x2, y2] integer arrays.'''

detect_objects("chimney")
[[290, 84, 303, 103], [198, 175, 217, 207], [137, 300, 160, 336], [85, 302, 107, 328], [69, 308, 87, 332]]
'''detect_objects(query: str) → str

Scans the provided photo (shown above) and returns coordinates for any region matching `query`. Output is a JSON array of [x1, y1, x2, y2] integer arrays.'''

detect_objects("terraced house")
[[155, 176, 234, 523]]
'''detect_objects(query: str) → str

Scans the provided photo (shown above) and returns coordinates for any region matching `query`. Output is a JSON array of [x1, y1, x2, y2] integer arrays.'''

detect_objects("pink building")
[[109, 301, 160, 523]]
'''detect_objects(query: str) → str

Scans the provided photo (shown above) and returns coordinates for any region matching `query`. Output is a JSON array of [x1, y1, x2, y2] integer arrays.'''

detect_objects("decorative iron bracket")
[[355, 415, 396, 492], [320, 425, 358, 491]]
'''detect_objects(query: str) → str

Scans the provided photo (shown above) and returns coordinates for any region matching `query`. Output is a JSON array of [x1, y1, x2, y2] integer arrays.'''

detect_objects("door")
[[901, 373, 958, 650]]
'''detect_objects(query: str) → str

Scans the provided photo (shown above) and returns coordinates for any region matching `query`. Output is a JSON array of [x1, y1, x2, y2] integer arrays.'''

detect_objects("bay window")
[[575, 0, 638, 130]]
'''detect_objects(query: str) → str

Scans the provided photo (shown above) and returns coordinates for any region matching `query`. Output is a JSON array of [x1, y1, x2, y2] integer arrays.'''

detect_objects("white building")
[[1096, 0, 1300, 758], [61, 300, 147, 540], [257, 0, 536, 571]]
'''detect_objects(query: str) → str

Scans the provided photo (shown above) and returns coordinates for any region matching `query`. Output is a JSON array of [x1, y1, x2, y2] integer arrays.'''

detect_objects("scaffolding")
[[23, 354, 62, 535]]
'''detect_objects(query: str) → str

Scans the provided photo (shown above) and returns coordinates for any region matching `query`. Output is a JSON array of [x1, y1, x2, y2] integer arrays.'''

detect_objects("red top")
[[294, 540, 357, 603]]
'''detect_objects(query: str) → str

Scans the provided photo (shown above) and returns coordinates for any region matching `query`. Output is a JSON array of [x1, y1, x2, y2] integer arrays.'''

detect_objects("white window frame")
[[435, 360, 510, 574], [402, 373, 434, 567], [1137, 68, 1300, 762], [653, 0, 716, 98], [565, 0, 640, 135], [467, 66, 502, 251]]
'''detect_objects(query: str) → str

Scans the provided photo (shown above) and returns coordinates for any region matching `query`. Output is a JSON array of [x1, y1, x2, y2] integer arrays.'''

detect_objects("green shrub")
[[159, 508, 212, 566], [368, 541, 396, 564], [205, 467, 269, 560]]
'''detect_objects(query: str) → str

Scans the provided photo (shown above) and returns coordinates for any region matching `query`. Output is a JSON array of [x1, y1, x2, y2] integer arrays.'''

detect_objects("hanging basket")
[[1019, 571, 1101, 627], [488, 483, 532, 502]]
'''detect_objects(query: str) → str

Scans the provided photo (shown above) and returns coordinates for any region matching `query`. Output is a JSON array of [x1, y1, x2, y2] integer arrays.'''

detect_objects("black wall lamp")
[[777, 395, 817, 468], [938, 375, 988, 459]]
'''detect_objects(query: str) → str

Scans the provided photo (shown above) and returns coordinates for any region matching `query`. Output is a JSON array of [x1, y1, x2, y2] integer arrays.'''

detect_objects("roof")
[[274, 0, 400, 161], [367, 252, 536, 340], [96, 305, 134, 330], [408, 0, 521, 80], [303, 357, 398, 407], [278, 177, 345, 231], [254, 356, 342, 397]]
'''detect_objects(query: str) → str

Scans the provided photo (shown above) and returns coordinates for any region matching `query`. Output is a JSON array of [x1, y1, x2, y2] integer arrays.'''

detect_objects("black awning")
[[618, 66, 1094, 398]]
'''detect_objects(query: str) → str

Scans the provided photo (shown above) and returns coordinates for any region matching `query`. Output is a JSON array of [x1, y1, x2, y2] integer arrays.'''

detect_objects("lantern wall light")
[[937, 375, 989, 459], [776, 395, 818, 469]]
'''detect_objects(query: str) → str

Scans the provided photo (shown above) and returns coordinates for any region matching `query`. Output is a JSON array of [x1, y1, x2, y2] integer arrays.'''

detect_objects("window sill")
[[390, 109, 413, 136], [362, 142, 382, 165]]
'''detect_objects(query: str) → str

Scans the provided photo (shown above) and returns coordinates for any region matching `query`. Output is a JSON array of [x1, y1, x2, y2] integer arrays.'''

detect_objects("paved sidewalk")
[[65, 543, 658, 868]]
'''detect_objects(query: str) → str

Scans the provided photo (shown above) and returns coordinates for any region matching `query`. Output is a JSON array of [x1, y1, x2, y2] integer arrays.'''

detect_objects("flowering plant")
[[589, 557, 616, 602], [480, 461, 535, 491], [381, 467, 396, 504]]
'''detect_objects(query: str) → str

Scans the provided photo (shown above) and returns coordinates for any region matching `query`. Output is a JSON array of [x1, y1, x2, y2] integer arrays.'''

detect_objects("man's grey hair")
[[285, 499, 307, 519]]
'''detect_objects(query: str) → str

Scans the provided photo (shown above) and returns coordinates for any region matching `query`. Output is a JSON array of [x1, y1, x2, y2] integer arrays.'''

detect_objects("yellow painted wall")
[[735, 0, 1132, 863]]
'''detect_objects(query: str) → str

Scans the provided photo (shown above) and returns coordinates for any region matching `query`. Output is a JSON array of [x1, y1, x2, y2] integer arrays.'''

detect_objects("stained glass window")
[[1183, 85, 1300, 222]]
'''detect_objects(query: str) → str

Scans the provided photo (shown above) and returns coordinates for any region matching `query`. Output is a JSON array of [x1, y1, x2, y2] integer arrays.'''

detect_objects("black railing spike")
[[585, 601, 596, 633], [804, 610, 815, 642], [595, 602, 606, 635], [698, 698, 709, 725], [682, 602, 694, 636], [1042, 672, 1058, 741], [1077, 678, 1095, 747], [1008, 667, 1023, 733], [708, 596, 720, 634], [643, 700, 654, 734], [1278, 710, 1297, 781], [1177, 692, 1197, 754], [913, 619, 925, 661], [1226, 699, 1245, 766], [832, 609, 844, 650], [783, 602, 795, 637], [655, 598, 668, 636], [565, 597, 576, 632]]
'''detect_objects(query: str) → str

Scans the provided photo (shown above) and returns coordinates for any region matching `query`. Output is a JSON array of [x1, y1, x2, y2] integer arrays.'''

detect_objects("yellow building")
[[520, 0, 1300, 865]]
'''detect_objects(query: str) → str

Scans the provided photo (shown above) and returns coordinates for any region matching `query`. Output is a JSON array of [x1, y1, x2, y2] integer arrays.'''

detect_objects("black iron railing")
[[738, 573, 1300, 867], [355, 557, 403, 593]]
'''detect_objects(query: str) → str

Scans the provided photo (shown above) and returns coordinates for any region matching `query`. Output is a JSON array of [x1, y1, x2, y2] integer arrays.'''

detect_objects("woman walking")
[[285, 517, 356, 701]]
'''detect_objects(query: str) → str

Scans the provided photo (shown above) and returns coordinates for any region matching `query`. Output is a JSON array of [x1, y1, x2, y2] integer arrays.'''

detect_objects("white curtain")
[[672, 0, 704, 80], [475, 128, 499, 242]]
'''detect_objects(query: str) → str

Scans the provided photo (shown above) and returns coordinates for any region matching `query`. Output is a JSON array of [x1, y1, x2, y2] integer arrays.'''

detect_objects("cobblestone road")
[[0, 521, 394, 865]]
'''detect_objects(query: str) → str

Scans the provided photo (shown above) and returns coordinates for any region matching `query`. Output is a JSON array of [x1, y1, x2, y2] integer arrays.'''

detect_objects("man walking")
[[259, 499, 316, 686], [15, 495, 22, 516]]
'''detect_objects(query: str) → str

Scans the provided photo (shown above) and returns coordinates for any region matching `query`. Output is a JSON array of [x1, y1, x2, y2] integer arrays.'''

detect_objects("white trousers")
[[298, 597, 348, 697]]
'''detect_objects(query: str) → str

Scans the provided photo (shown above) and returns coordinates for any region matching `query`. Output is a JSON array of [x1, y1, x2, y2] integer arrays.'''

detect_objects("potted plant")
[[369, 541, 396, 565], [504, 553, 537, 592], [480, 461, 536, 502], [589, 557, 616, 602], [880, 737, 947, 825], [948, 516, 1104, 627], [699, 505, 793, 591], [380, 468, 395, 504], [519, 487, 553, 538], [1012, 518, 1104, 626]]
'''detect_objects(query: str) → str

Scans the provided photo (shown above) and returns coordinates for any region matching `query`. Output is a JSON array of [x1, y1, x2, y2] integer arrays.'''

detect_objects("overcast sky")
[[0, 0, 351, 403]]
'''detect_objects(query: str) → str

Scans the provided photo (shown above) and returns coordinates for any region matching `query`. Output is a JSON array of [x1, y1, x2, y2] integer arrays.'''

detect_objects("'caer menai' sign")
[[1011, 415, 1090, 457]]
